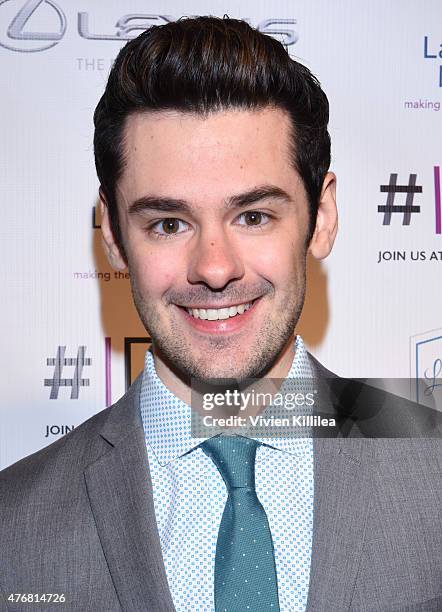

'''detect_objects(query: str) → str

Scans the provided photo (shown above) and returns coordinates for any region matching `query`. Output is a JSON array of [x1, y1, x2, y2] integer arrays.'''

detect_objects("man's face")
[[101, 107, 336, 382]]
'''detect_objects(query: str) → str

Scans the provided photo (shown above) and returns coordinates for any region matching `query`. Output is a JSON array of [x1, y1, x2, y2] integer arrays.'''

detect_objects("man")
[[0, 17, 440, 612]]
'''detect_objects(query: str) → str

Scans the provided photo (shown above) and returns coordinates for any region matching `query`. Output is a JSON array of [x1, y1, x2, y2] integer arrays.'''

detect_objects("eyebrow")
[[127, 185, 293, 216]]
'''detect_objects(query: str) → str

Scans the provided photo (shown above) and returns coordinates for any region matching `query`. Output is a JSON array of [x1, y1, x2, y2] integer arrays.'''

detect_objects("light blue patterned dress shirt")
[[139, 335, 314, 612]]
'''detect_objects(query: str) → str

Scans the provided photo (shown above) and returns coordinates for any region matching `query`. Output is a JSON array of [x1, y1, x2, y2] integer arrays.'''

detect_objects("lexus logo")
[[0, 2, 298, 53], [0, 0, 66, 52]]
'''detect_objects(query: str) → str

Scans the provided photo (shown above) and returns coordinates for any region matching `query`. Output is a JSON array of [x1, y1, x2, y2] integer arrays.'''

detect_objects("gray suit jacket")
[[1, 360, 441, 612]]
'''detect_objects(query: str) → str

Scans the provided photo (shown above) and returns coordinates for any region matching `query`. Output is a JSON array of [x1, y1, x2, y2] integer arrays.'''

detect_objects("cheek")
[[129, 248, 178, 295], [246, 236, 301, 281]]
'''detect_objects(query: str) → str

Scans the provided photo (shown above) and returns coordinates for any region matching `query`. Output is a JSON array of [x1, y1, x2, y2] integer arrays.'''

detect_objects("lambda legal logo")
[[44, 345, 91, 399], [378, 173, 422, 225]]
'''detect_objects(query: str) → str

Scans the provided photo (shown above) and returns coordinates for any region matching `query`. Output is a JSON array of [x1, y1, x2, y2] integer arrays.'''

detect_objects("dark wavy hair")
[[93, 16, 331, 257]]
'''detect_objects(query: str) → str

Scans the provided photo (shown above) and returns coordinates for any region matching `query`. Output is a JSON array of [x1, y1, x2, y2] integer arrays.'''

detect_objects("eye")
[[150, 218, 189, 238], [236, 211, 271, 227]]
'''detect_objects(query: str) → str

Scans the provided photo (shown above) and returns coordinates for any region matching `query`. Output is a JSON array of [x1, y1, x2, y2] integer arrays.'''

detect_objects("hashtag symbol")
[[378, 173, 422, 225], [44, 346, 91, 399]]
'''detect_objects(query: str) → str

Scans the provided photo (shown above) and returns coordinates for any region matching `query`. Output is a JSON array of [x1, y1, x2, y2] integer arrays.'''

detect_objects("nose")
[[187, 230, 245, 289]]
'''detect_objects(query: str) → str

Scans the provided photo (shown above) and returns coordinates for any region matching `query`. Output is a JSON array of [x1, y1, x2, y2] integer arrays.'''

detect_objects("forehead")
[[118, 107, 301, 205]]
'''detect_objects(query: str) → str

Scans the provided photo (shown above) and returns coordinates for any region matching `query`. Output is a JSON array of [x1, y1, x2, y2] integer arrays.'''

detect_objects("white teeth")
[[218, 308, 231, 319], [186, 301, 254, 320]]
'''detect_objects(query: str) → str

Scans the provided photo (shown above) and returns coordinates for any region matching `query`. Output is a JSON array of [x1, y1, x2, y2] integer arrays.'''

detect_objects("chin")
[[186, 358, 270, 385]]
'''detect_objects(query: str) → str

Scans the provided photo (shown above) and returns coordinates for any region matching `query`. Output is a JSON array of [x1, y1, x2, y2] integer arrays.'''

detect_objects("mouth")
[[174, 297, 262, 333]]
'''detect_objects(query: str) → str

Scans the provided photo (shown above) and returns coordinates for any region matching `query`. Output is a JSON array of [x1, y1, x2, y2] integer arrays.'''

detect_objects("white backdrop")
[[1, 0, 441, 469]]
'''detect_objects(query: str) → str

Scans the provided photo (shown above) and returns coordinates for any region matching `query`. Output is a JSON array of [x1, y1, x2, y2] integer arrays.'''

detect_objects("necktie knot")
[[200, 434, 259, 491]]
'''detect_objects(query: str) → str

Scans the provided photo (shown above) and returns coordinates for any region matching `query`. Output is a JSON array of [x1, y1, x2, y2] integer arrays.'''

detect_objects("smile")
[[186, 301, 253, 320], [175, 297, 261, 334]]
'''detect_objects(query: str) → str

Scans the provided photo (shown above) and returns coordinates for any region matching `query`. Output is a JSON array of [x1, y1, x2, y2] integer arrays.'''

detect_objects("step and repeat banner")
[[1, 0, 441, 468]]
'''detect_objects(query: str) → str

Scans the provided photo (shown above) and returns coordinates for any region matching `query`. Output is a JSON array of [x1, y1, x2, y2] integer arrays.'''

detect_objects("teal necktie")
[[200, 434, 280, 612]]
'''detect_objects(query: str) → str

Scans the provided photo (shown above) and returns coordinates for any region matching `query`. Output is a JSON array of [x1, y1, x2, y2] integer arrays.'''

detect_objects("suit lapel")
[[304, 356, 373, 611], [84, 377, 175, 612], [305, 416, 372, 610]]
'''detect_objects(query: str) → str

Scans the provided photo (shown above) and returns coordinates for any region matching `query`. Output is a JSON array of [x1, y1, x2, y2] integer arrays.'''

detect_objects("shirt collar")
[[140, 336, 314, 466]]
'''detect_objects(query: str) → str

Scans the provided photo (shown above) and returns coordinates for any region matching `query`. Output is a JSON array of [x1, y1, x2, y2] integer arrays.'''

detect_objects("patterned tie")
[[200, 434, 280, 612]]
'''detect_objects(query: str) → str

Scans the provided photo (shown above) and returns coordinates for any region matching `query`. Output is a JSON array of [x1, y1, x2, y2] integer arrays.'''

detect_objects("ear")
[[99, 188, 127, 271], [308, 172, 338, 260]]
